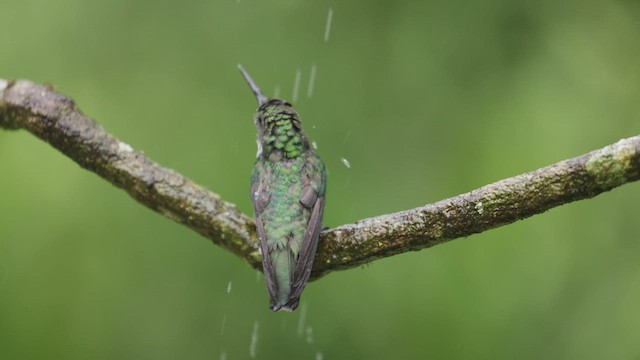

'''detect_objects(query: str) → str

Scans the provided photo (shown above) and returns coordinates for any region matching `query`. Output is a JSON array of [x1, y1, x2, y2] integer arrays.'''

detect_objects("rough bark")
[[2, 79, 639, 279]]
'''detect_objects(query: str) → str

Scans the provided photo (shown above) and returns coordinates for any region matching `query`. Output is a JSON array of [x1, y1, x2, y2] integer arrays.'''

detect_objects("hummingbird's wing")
[[255, 215, 278, 299], [251, 162, 277, 300], [288, 196, 325, 302], [287, 157, 326, 305]]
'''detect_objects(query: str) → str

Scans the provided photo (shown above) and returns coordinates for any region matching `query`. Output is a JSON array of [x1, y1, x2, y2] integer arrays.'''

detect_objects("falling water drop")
[[305, 326, 314, 344], [249, 321, 259, 358], [274, 85, 281, 99], [312, 141, 318, 150], [324, 7, 333, 42], [340, 157, 351, 169], [316, 351, 324, 360], [297, 302, 308, 337], [220, 314, 227, 335], [292, 69, 302, 103], [342, 130, 351, 145], [227, 281, 232, 294], [307, 64, 317, 98]]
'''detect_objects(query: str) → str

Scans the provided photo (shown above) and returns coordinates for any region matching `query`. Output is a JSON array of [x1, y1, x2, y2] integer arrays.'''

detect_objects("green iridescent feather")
[[250, 99, 326, 311]]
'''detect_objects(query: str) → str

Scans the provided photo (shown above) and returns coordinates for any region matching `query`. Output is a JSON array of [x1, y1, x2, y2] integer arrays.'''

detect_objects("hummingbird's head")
[[238, 65, 309, 159]]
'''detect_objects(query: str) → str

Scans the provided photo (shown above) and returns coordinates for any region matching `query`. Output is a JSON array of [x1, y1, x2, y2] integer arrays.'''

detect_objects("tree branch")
[[2, 79, 639, 280]]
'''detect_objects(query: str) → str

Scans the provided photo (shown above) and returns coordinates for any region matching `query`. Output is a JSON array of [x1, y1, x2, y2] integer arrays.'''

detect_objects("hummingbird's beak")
[[238, 64, 268, 106]]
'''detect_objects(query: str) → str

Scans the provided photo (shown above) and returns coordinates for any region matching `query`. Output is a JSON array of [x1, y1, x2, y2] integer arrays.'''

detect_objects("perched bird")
[[239, 65, 327, 311]]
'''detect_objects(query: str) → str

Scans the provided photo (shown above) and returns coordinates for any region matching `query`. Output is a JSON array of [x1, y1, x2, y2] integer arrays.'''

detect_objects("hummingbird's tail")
[[267, 249, 300, 312], [270, 297, 300, 312]]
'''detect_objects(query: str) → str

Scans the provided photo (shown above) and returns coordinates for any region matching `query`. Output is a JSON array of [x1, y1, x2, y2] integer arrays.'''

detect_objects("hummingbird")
[[238, 65, 327, 312]]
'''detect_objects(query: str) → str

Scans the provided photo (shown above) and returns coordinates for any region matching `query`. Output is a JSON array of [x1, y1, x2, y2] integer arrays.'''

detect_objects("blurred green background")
[[1, 0, 640, 359]]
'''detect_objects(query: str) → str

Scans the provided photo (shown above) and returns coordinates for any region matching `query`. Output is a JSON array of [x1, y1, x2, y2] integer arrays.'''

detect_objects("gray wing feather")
[[288, 196, 325, 302], [254, 215, 277, 299], [251, 163, 277, 300]]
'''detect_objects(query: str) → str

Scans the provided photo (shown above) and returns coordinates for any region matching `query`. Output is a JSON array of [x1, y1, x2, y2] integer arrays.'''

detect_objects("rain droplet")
[[342, 130, 351, 145], [227, 281, 232, 294], [297, 303, 307, 337], [340, 157, 351, 169], [316, 352, 324, 360], [312, 141, 318, 150], [307, 64, 317, 98], [305, 326, 314, 344], [273, 85, 281, 99], [220, 314, 227, 335], [292, 69, 302, 103], [249, 321, 259, 358], [220, 351, 228, 360], [324, 7, 333, 42]]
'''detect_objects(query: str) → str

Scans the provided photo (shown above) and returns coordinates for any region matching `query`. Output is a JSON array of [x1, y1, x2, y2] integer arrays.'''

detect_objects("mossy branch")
[[1, 79, 639, 279]]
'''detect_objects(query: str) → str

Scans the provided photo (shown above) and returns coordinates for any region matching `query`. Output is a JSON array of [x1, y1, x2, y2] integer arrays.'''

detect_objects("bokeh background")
[[1, 0, 640, 359]]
